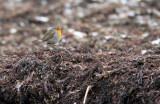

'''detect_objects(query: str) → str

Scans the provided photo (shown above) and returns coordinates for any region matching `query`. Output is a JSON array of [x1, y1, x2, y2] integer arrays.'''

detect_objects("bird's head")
[[55, 27, 63, 38], [56, 27, 63, 30]]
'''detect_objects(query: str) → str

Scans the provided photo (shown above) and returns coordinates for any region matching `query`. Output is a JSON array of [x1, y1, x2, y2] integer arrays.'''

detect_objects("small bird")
[[32, 27, 63, 44]]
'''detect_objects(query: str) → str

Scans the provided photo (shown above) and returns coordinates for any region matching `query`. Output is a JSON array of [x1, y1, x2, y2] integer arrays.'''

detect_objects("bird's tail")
[[32, 39, 43, 44]]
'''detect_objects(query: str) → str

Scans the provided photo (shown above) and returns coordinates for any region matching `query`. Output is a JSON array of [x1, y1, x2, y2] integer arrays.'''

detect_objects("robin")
[[32, 27, 63, 44]]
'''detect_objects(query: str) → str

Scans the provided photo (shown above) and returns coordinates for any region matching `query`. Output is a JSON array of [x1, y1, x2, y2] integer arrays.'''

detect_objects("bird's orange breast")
[[55, 30, 62, 38]]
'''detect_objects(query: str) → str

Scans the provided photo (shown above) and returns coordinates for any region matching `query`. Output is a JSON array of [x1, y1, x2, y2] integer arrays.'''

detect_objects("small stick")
[[83, 85, 92, 104]]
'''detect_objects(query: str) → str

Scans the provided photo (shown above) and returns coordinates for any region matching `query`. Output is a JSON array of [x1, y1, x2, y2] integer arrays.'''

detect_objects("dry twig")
[[83, 85, 92, 104]]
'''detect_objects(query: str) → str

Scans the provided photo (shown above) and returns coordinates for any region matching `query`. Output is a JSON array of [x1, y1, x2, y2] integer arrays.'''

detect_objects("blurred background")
[[0, 0, 160, 55]]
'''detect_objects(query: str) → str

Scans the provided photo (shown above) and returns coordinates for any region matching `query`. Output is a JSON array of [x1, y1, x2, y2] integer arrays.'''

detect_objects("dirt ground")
[[0, 0, 160, 104]]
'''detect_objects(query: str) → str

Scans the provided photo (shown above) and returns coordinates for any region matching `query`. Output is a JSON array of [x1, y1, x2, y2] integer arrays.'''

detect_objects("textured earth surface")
[[0, 0, 160, 104]]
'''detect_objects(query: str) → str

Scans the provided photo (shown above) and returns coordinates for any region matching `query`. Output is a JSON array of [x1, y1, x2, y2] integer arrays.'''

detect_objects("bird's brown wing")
[[41, 28, 55, 41]]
